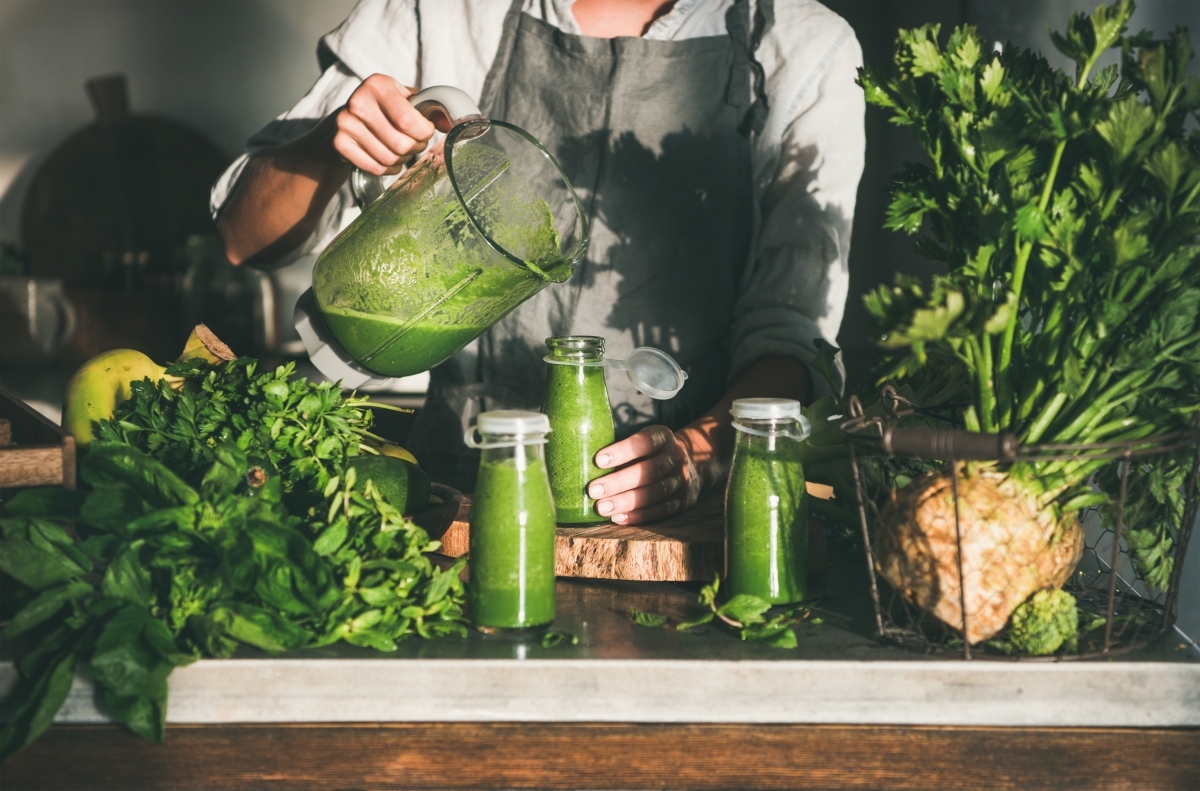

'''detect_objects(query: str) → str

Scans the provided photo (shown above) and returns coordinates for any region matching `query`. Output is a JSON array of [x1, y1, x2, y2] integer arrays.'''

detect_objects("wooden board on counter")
[[0, 386, 75, 490], [438, 484, 827, 582]]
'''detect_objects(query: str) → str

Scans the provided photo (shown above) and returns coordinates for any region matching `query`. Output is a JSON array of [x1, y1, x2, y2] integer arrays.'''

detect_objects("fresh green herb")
[[95, 358, 406, 509], [671, 576, 815, 649], [0, 362, 460, 760], [540, 631, 579, 648], [799, 340, 971, 521], [857, 1, 1200, 585], [628, 608, 671, 628]]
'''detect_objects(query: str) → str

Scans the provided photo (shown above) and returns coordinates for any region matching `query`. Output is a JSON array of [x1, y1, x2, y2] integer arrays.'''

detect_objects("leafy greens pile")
[[857, 1, 1200, 587], [0, 360, 466, 760]]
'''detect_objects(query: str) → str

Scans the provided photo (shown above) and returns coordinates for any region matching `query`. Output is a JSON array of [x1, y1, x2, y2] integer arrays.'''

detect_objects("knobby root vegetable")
[[875, 465, 1083, 643]]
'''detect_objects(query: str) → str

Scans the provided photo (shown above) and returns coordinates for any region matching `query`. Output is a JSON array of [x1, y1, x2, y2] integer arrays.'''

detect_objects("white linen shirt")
[[210, 0, 864, 395]]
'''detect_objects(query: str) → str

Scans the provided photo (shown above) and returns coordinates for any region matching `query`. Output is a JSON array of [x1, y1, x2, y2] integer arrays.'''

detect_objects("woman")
[[214, 0, 864, 524]]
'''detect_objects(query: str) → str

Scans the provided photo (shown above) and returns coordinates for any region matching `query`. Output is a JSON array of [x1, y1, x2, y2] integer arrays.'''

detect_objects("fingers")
[[333, 74, 436, 175], [594, 473, 686, 519], [595, 425, 673, 470], [588, 450, 677, 501]]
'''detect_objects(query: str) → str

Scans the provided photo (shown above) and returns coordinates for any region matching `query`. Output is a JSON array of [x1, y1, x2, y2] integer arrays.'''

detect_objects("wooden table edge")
[[4, 721, 1198, 790]]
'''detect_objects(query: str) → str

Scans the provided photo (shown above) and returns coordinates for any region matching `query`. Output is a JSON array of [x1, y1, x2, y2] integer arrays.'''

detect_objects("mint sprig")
[[629, 576, 818, 649]]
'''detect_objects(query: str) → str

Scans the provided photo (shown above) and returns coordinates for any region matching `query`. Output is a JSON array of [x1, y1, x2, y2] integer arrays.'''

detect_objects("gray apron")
[[409, 0, 773, 491]]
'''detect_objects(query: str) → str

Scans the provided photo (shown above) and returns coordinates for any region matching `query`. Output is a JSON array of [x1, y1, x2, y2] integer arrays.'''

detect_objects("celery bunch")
[[857, 2, 1200, 585]]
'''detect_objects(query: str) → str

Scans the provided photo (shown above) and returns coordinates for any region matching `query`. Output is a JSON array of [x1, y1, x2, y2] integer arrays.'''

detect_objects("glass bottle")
[[725, 398, 811, 605], [542, 336, 616, 524], [465, 411, 557, 632]]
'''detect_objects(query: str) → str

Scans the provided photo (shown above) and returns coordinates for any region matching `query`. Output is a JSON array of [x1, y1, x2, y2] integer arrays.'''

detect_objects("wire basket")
[[840, 387, 1200, 660]]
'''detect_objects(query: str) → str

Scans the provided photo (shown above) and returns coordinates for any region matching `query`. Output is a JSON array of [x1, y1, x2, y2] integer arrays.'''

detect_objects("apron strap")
[[725, 0, 775, 136]]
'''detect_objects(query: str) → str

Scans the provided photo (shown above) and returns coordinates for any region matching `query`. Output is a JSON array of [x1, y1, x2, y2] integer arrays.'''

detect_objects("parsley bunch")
[[857, 2, 1200, 585], [96, 358, 386, 505]]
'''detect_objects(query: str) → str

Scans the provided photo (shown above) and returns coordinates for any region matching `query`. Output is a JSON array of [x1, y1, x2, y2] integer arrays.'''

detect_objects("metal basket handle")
[[880, 427, 1018, 462]]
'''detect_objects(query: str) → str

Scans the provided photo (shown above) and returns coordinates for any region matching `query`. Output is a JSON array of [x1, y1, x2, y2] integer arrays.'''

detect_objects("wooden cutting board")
[[437, 484, 828, 582]]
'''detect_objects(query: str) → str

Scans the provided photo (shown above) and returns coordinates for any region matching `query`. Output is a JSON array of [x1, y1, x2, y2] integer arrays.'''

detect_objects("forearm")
[[677, 356, 811, 489], [217, 115, 351, 266]]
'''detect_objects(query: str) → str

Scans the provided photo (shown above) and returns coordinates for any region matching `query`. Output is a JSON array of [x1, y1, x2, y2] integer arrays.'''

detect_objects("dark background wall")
[[0, 0, 358, 244]]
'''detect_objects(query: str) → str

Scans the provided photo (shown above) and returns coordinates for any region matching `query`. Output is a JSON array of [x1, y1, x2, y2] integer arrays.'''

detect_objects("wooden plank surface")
[[0, 387, 75, 490], [438, 486, 826, 581], [4, 723, 1196, 791], [0, 444, 66, 488], [437, 493, 723, 581]]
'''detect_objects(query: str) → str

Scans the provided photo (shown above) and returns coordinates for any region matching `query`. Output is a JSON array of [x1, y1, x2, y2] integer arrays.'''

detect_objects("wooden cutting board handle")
[[86, 74, 129, 124]]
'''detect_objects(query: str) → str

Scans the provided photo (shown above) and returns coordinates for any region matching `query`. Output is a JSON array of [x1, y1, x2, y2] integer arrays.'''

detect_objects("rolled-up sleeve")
[[209, 0, 422, 264], [209, 62, 361, 222], [730, 19, 864, 399]]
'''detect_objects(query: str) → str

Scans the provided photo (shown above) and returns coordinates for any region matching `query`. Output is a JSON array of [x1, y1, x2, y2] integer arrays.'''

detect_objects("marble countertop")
[[4, 537, 1197, 730]]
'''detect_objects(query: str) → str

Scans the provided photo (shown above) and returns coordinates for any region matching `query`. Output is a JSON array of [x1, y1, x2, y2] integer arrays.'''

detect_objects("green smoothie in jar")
[[466, 411, 557, 632], [542, 336, 615, 524], [724, 398, 811, 605]]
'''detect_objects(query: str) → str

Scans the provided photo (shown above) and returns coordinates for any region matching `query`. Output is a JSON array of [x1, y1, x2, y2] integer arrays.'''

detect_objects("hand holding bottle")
[[586, 425, 704, 525]]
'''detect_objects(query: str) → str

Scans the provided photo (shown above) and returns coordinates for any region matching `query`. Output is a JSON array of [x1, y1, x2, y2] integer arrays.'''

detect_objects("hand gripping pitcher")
[[296, 87, 589, 387]]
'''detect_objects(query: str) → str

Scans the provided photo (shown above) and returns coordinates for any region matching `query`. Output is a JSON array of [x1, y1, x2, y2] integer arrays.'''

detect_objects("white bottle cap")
[[608, 347, 688, 400], [476, 410, 551, 436], [730, 398, 803, 420]]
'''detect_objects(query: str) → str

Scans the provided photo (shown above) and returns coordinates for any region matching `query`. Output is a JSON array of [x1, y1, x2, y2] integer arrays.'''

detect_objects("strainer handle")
[[350, 85, 484, 207], [881, 427, 1018, 462]]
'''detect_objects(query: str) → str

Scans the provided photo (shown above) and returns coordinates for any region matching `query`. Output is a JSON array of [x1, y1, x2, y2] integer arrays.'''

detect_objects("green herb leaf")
[[101, 544, 152, 608], [3, 488, 86, 520], [541, 631, 579, 648], [675, 612, 715, 631], [0, 648, 78, 761], [629, 608, 670, 628], [3, 581, 93, 637], [717, 594, 773, 626]]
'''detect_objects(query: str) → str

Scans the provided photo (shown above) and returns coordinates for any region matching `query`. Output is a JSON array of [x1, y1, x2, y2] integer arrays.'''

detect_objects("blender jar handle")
[[350, 85, 484, 207]]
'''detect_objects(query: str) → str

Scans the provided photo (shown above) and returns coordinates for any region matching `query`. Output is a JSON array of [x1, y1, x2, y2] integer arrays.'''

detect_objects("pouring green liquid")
[[313, 137, 572, 379], [321, 307, 489, 378]]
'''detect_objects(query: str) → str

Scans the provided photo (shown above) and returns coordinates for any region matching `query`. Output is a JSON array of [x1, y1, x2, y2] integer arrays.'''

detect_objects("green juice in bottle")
[[467, 411, 557, 632], [542, 336, 615, 524], [724, 398, 810, 605]]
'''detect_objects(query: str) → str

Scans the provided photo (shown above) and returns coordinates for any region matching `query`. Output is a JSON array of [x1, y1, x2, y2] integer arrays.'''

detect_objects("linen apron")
[[408, 0, 772, 491]]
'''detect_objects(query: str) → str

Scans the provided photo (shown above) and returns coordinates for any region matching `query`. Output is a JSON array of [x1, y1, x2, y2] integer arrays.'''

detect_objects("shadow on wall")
[[0, 0, 357, 244]]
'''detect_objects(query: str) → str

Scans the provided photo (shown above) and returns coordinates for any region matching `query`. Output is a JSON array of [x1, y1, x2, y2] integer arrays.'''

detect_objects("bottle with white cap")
[[543, 336, 616, 523], [542, 336, 688, 523], [725, 398, 812, 605], [463, 410, 557, 632]]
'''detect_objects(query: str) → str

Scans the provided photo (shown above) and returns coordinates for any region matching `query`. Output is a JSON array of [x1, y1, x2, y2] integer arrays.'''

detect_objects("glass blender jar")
[[296, 87, 588, 387]]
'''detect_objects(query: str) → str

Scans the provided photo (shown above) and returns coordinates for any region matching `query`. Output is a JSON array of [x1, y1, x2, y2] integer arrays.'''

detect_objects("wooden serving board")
[[437, 484, 828, 582], [0, 386, 76, 490]]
